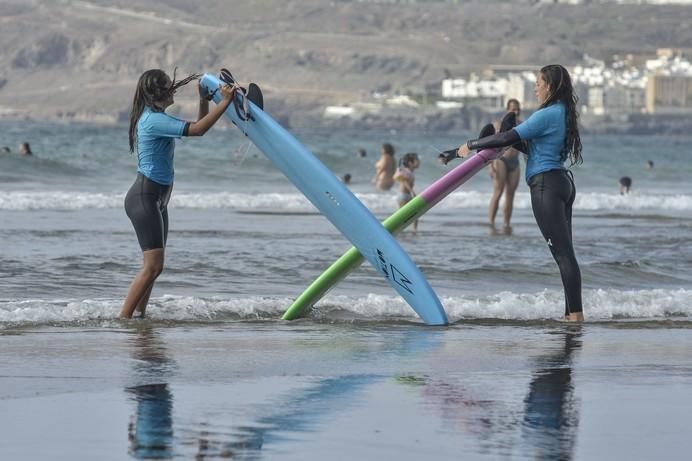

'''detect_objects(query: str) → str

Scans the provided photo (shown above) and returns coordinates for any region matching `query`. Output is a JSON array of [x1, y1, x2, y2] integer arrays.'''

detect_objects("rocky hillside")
[[1, 0, 691, 127]]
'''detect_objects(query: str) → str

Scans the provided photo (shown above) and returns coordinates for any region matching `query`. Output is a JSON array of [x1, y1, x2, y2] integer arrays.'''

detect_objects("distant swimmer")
[[1, 146, 10, 153], [357, 148, 367, 158], [447, 65, 584, 322], [120, 68, 237, 319], [372, 143, 396, 191], [341, 173, 352, 185], [18, 142, 32, 156], [619, 176, 632, 195], [646, 160, 654, 169]]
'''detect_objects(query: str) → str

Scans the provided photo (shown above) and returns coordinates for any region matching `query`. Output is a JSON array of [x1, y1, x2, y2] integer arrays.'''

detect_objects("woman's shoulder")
[[138, 109, 185, 133], [543, 102, 566, 116], [525, 103, 564, 125], [395, 167, 412, 178]]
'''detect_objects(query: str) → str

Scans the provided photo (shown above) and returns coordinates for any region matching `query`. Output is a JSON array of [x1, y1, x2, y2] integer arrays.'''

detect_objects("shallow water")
[[2, 122, 691, 327]]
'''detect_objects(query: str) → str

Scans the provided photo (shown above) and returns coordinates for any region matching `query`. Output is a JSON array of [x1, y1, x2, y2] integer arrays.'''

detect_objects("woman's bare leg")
[[502, 167, 521, 229], [489, 160, 507, 227], [134, 285, 154, 318], [120, 249, 165, 319], [564, 312, 584, 322]]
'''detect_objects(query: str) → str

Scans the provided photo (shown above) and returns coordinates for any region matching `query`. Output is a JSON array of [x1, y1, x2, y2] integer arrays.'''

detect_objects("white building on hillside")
[[441, 77, 507, 110]]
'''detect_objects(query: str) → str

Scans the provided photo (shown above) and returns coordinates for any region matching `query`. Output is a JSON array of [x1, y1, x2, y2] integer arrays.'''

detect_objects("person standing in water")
[[121, 69, 236, 319], [443, 65, 584, 322], [372, 143, 397, 191], [488, 99, 522, 231], [394, 152, 420, 232]]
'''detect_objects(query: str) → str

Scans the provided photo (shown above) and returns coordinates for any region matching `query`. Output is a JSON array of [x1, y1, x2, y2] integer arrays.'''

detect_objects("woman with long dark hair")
[[441, 64, 584, 321], [121, 69, 235, 319]]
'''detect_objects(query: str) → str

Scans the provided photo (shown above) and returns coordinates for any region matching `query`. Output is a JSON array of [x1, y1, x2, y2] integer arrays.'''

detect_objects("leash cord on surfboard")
[[219, 68, 254, 167], [220, 68, 251, 123]]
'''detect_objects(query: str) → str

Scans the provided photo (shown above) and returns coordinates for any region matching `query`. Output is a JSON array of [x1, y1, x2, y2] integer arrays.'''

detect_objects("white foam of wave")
[[0, 295, 287, 325], [1, 289, 690, 326], [2, 190, 691, 212], [442, 288, 692, 321], [360, 191, 692, 213], [174, 192, 315, 211], [0, 191, 123, 210]]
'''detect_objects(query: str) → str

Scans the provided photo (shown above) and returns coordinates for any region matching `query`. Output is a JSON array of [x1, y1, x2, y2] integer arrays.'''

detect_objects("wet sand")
[[1, 322, 691, 460]]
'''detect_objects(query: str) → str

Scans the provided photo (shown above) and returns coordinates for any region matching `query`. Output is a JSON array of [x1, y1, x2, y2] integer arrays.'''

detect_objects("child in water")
[[394, 152, 420, 232]]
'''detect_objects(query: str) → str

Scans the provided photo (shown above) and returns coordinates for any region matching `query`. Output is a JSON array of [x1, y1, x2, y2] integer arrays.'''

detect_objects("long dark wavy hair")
[[538, 64, 583, 166], [128, 68, 200, 154]]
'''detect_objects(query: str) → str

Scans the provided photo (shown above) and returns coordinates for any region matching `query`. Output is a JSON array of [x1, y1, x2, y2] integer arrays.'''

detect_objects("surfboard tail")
[[282, 196, 429, 321]]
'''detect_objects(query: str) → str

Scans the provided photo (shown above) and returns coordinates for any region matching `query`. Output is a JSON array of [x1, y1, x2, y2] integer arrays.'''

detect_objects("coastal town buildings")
[[437, 49, 692, 116], [323, 47, 692, 134]]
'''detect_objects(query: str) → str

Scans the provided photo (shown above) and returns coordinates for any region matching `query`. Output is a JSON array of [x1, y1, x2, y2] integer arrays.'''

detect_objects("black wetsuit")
[[467, 127, 582, 316], [124, 173, 172, 251], [528, 169, 582, 315]]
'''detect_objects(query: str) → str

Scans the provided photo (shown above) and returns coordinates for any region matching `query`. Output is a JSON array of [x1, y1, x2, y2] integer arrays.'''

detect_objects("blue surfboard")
[[200, 73, 447, 325]]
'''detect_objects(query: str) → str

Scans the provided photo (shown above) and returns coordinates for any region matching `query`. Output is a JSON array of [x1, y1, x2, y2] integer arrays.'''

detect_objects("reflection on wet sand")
[[125, 327, 175, 460], [185, 329, 443, 459], [403, 327, 582, 460], [521, 327, 581, 460], [192, 374, 375, 459], [121, 327, 584, 459]]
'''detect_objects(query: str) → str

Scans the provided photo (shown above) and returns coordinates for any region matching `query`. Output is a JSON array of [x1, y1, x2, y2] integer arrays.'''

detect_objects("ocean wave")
[[1, 288, 690, 327], [2, 190, 692, 213]]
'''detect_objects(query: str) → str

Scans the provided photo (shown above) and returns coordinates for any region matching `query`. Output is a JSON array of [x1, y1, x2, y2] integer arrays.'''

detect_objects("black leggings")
[[529, 170, 582, 315], [124, 174, 172, 251]]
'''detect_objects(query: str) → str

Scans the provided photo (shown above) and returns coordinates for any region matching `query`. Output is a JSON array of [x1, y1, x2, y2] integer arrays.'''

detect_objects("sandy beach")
[[1, 322, 691, 460]]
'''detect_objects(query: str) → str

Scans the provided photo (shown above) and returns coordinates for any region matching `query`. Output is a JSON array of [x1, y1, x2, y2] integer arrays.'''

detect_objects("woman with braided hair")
[[120, 69, 236, 319], [442, 65, 584, 321]]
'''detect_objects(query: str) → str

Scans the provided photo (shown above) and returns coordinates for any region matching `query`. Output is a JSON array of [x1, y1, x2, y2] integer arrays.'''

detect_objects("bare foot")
[[563, 312, 584, 322]]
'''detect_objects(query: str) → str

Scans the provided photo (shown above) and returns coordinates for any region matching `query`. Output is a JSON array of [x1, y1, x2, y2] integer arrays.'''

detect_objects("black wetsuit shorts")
[[124, 173, 173, 251], [528, 169, 583, 315]]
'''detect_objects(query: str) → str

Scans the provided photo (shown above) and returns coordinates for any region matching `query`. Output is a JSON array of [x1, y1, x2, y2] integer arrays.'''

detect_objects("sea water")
[[1, 120, 691, 460], [1, 121, 691, 324]]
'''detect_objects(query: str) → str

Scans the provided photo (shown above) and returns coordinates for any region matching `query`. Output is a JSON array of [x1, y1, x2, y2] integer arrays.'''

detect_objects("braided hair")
[[538, 64, 583, 166], [128, 68, 201, 153]]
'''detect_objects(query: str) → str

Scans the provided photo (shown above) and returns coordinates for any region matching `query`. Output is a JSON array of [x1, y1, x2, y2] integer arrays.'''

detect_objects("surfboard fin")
[[247, 83, 264, 110]]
